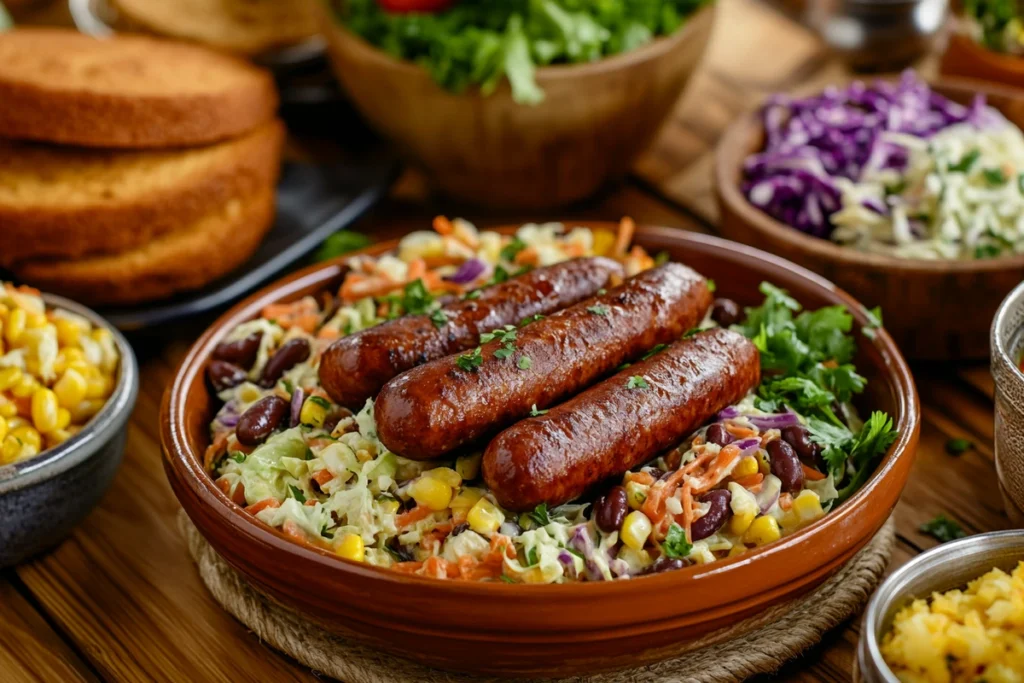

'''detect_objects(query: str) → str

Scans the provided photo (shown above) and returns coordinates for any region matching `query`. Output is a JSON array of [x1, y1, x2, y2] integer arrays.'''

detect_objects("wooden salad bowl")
[[716, 77, 1024, 360], [942, 32, 1024, 89], [161, 223, 919, 677], [311, 2, 715, 210]]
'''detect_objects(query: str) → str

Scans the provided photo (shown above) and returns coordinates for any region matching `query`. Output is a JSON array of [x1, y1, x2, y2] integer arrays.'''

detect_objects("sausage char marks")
[[318, 256, 623, 409], [373, 262, 713, 461], [482, 327, 761, 511]]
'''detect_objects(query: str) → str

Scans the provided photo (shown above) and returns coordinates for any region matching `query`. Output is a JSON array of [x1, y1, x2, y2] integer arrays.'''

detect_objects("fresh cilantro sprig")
[[529, 503, 551, 527], [661, 523, 692, 559], [920, 514, 966, 543]]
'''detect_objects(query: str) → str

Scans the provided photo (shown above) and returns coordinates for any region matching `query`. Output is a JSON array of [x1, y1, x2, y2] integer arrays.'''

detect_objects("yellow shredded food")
[[881, 561, 1024, 683]]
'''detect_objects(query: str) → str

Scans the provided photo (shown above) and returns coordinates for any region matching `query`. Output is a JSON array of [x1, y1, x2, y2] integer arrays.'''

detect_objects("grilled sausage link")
[[318, 257, 623, 409], [482, 328, 760, 511], [374, 262, 713, 461]]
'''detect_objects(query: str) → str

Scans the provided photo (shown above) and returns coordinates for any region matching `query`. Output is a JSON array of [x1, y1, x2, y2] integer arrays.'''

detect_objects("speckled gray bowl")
[[0, 294, 138, 568], [992, 281, 1024, 526]]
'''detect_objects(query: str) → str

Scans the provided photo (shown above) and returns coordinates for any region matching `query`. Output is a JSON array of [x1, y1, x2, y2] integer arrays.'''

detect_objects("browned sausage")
[[482, 328, 760, 511], [374, 262, 713, 461], [318, 257, 623, 409]]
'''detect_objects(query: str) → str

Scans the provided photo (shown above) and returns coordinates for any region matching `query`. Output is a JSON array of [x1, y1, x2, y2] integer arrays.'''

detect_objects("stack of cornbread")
[[0, 28, 284, 307]]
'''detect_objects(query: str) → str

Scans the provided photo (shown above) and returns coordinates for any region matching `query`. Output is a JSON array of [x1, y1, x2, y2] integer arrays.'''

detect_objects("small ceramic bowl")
[[0, 294, 138, 568], [942, 31, 1024, 90], [162, 223, 919, 677], [857, 530, 1024, 682], [716, 76, 1024, 361], [991, 281, 1024, 526], [312, 1, 715, 209]]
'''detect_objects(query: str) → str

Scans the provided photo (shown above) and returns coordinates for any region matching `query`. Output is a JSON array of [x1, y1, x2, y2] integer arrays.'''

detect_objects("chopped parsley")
[[587, 304, 610, 316], [288, 485, 307, 504], [920, 515, 966, 543], [529, 503, 551, 527], [662, 523, 693, 559], [983, 167, 1007, 186], [456, 347, 483, 372], [314, 230, 371, 262], [402, 279, 434, 315], [491, 265, 511, 284], [230, 451, 247, 464], [529, 404, 548, 416], [480, 325, 517, 344], [526, 546, 539, 566], [945, 438, 973, 455], [863, 305, 883, 340], [519, 314, 545, 327], [494, 346, 515, 360], [949, 148, 980, 173], [518, 355, 533, 370], [500, 237, 527, 262], [641, 344, 668, 360], [627, 375, 648, 390], [464, 289, 482, 300], [430, 309, 448, 329]]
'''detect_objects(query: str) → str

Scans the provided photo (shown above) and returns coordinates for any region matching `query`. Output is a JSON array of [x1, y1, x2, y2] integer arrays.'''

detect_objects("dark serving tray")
[[97, 156, 398, 331]]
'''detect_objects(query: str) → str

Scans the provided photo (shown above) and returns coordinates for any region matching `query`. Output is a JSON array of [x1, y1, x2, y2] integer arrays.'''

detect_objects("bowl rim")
[[859, 529, 1024, 682], [0, 293, 139, 493], [317, 2, 716, 86], [715, 74, 1024, 274], [162, 222, 919, 599], [947, 27, 1024, 72], [991, 280, 1024, 384]]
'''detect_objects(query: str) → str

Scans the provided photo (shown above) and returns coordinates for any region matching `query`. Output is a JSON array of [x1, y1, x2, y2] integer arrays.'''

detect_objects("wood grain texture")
[[2, 1, 1011, 681]]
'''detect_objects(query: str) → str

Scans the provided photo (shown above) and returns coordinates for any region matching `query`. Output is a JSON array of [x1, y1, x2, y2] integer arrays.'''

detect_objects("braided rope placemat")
[[180, 510, 893, 682]]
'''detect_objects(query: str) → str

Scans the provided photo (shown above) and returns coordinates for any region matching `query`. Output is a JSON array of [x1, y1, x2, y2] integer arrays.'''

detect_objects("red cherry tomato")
[[376, 0, 455, 12]]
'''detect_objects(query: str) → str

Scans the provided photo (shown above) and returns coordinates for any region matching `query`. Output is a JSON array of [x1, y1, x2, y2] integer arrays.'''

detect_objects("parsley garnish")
[[983, 168, 1007, 186], [597, 288, 607, 295], [309, 396, 331, 409], [288, 485, 307, 504], [464, 289, 481, 300], [587, 304, 610, 316], [641, 344, 667, 360], [707, 279, 716, 293], [430, 309, 447, 329], [526, 547, 539, 566], [314, 231, 371, 262], [945, 438, 973, 455], [491, 265, 510, 284], [519, 314, 545, 327], [481, 325, 516, 344], [456, 347, 483, 372], [949, 149, 980, 173], [494, 347, 514, 360], [627, 375, 648, 390], [500, 237, 527, 262], [682, 327, 701, 338], [920, 515, 966, 543], [401, 279, 434, 315], [282, 379, 295, 396], [529, 503, 550, 527], [863, 305, 883, 340], [529, 404, 548, 417], [499, 574, 516, 584], [518, 355, 532, 370], [230, 451, 246, 464], [662, 523, 693, 559]]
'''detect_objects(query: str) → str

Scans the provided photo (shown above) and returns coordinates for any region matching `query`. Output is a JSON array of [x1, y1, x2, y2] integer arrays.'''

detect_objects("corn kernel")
[[336, 533, 365, 562], [455, 453, 482, 481], [0, 415, 7, 444], [53, 369, 87, 409], [621, 511, 653, 550], [0, 398, 14, 419], [5, 308, 25, 346], [54, 407, 71, 432], [729, 510, 756, 536], [756, 451, 771, 476], [7, 416, 27, 430], [1, 435, 21, 463], [592, 229, 616, 256], [0, 304, 7, 321], [410, 477, 452, 511], [10, 425, 42, 452], [69, 399, 105, 424], [11, 374, 38, 398], [466, 497, 504, 536], [24, 311, 47, 329], [31, 388, 59, 433], [625, 480, 648, 510], [732, 456, 759, 479], [791, 490, 824, 524], [450, 488, 483, 513], [0, 368, 22, 392], [54, 318, 82, 348], [727, 544, 748, 558], [424, 466, 462, 488], [46, 429, 72, 448], [62, 347, 86, 365], [298, 397, 329, 428], [743, 515, 782, 547], [84, 367, 108, 400]]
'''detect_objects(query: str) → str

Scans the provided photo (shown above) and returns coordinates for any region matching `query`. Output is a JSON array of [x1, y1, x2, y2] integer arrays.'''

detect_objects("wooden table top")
[[2, 1, 1006, 681]]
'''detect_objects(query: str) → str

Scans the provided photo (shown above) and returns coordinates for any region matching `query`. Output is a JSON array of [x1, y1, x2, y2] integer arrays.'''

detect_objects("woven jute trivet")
[[180, 510, 894, 682]]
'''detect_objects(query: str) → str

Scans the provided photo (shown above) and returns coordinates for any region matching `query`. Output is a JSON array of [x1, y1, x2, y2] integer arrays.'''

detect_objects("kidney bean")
[[260, 338, 311, 387], [710, 298, 742, 327], [207, 360, 247, 392], [690, 489, 732, 541], [236, 395, 289, 446], [645, 467, 667, 481], [781, 425, 824, 470], [641, 556, 688, 575], [705, 423, 734, 447], [594, 486, 629, 533], [767, 439, 804, 492], [213, 332, 262, 369]]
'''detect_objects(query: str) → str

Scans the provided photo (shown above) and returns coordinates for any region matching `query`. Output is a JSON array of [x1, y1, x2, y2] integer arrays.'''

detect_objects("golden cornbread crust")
[[111, 0, 318, 56], [0, 29, 279, 148], [0, 120, 284, 265], [13, 188, 277, 307]]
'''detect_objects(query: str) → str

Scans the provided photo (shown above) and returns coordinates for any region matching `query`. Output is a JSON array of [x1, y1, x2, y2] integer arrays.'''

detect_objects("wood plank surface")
[[2, 1, 1011, 681]]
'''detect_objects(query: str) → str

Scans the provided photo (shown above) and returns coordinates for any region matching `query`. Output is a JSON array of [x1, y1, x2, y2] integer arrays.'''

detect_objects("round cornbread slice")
[[0, 120, 283, 265], [111, 0, 318, 56], [12, 188, 277, 307], [0, 28, 279, 148]]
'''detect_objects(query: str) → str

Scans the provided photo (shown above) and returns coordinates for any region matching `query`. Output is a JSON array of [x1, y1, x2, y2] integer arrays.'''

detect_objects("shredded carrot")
[[317, 326, 341, 340], [566, 241, 586, 257], [732, 473, 764, 492], [282, 520, 325, 549], [422, 556, 454, 579], [613, 217, 635, 257], [680, 483, 694, 542], [406, 258, 428, 281], [262, 299, 320, 332], [396, 505, 433, 529], [662, 451, 715, 495], [340, 274, 402, 303], [433, 216, 454, 236], [779, 493, 793, 511], [801, 463, 827, 481], [392, 561, 424, 574], [246, 498, 281, 515], [624, 471, 655, 486], [216, 477, 247, 506], [641, 483, 667, 524], [514, 246, 539, 267], [203, 431, 230, 471], [725, 424, 758, 439]]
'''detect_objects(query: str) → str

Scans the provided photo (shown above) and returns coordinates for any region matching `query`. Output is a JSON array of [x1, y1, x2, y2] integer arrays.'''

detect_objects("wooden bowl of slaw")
[[161, 222, 919, 677], [715, 77, 1024, 361]]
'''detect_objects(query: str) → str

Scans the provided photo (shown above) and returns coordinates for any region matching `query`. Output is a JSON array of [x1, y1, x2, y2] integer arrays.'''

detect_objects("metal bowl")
[[857, 530, 1024, 681], [992, 282, 1024, 525], [0, 294, 139, 567]]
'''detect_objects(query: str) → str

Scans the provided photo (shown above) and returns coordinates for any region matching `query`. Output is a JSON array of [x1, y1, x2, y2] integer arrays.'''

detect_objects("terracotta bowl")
[[941, 32, 1024, 89], [715, 77, 1024, 361], [161, 223, 919, 677], [311, 2, 715, 210]]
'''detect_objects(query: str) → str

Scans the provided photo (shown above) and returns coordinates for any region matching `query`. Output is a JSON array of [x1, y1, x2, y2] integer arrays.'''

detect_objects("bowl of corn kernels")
[[0, 282, 138, 567]]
